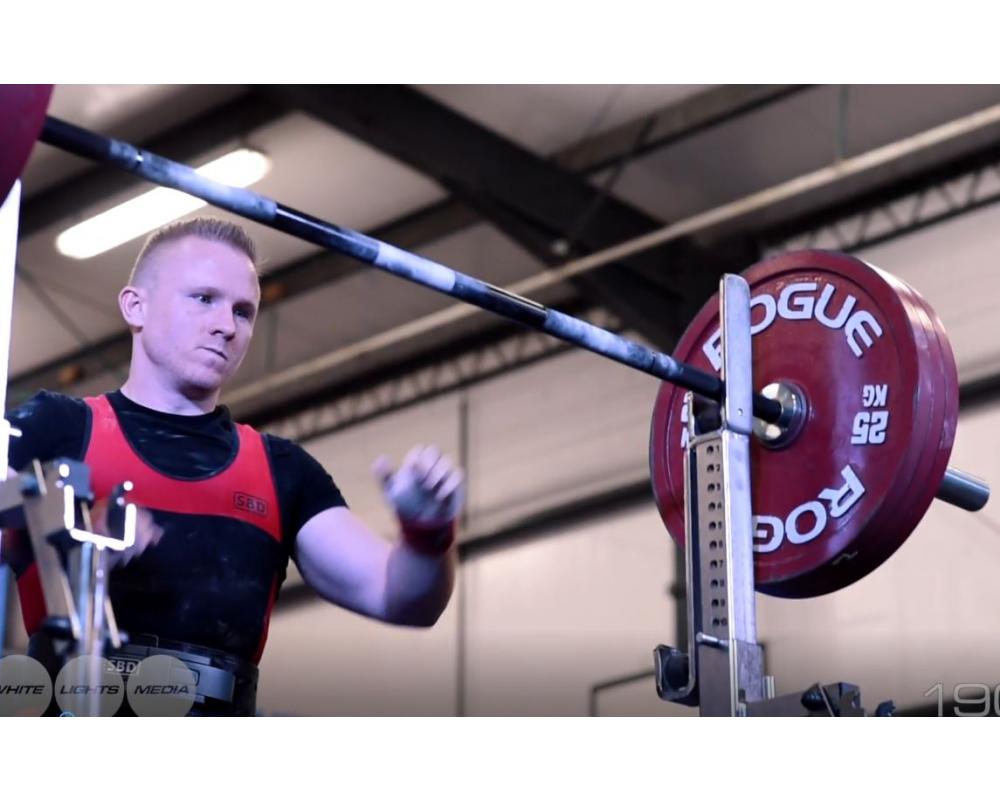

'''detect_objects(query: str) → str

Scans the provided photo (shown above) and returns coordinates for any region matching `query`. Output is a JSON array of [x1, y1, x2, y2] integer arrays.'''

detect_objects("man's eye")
[[194, 294, 212, 303]]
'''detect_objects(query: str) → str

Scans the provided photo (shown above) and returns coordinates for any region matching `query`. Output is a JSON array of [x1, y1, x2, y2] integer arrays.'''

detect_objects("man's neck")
[[119, 377, 219, 416]]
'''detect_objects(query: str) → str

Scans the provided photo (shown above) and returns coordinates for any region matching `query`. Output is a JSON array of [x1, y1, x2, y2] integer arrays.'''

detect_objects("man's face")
[[134, 235, 260, 396]]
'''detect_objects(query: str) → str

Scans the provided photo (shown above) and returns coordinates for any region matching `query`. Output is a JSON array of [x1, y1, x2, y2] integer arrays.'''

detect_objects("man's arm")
[[292, 445, 463, 627], [294, 506, 455, 626]]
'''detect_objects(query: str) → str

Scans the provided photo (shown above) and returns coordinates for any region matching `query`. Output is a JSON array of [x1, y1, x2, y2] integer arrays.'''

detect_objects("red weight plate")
[[912, 287, 960, 509], [813, 265, 948, 592], [0, 85, 54, 205], [650, 250, 946, 598], [887, 274, 959, 546]]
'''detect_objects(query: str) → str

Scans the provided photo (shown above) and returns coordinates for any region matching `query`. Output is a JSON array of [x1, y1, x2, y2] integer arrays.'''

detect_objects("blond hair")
[[129, 217, 258, 286]]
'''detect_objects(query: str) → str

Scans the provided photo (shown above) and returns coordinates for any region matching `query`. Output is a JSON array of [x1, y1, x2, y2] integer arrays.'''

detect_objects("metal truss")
[[768, 156, 1000, 254]]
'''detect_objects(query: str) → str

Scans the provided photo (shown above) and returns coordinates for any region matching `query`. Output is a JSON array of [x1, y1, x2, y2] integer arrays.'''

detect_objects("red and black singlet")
[[9, 390, 347, 664]]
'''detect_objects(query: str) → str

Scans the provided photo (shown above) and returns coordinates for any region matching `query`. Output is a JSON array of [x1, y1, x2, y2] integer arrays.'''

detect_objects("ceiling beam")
[[554, 84, 807, 173], [262, 84, 757, 348]]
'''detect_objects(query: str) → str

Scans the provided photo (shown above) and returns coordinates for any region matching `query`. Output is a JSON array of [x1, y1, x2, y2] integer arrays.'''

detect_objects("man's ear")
[[118, 285, 147, 331]]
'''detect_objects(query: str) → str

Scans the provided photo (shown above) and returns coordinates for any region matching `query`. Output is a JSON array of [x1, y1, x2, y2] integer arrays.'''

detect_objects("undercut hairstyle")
[[128, 217, 259, 287]]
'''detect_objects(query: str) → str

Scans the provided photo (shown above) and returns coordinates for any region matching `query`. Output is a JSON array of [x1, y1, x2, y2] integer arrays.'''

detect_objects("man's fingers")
[[414, 445, 441, 483], [400, 445, 425, 469], [100, 505, 164, 570], [89, 498, 109, 534], [139, 515, 165, 548], [423, 457, 453, 491], [435, 469, 464, 503], [372, 455, 395, 486]]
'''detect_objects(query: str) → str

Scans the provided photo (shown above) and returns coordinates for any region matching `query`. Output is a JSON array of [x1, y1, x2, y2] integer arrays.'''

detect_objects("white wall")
[[259, 343, 669, 715], [741, 204, 1000, 710], [460, 504, 689, 717], [257, 589, 460, 716], [260, 203, 1000, 714], [463, 348, 656, 538], [263, 387, 1000, 715], [259, 502, 691, 717], [756, 401, 1000, 710]]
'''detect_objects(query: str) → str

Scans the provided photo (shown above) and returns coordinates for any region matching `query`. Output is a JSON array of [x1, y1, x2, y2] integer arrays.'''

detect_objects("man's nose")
[[211, 309, 237, 339]]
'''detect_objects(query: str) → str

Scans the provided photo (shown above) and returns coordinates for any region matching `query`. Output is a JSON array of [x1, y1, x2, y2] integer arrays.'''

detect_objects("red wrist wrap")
[[400, 519, 456, 556]]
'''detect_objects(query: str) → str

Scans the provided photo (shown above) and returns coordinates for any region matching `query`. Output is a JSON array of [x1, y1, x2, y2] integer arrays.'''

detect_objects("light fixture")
[[55, 148, 271, 260]]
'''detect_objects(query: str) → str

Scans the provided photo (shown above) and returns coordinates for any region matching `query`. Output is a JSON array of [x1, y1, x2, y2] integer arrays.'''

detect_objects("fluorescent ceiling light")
[[56, 148, 270, 259]]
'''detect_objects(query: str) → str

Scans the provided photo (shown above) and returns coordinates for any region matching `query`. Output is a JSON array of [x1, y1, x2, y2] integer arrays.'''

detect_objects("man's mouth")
[[201, 347, 228, 361]]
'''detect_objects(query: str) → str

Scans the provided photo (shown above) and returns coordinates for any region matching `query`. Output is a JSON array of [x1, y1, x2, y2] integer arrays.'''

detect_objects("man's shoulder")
[[7, 391, 92, 468], [259, 432, 338, 482], [9, 390, 90, 423], [258, 432, 348, 522], [260, 431, 311, 460]]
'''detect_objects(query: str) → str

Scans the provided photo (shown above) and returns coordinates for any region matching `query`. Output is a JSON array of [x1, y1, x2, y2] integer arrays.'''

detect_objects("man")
[[2, 217, 463, 714]]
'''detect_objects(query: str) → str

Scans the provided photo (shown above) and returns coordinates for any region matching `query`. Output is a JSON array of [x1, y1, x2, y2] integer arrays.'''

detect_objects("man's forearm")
[[384, 542, 456, 627]]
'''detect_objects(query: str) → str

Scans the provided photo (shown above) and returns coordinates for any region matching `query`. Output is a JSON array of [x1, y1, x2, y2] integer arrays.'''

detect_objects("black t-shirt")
[[7, 390, 347, 543], [6, 390, 348, 659]]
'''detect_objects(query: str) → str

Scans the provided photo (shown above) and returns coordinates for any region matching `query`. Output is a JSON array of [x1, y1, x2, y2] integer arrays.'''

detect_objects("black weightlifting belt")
[[105, 634, 259, 716]]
